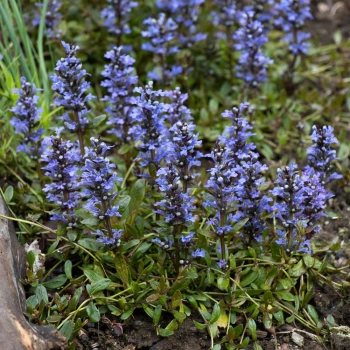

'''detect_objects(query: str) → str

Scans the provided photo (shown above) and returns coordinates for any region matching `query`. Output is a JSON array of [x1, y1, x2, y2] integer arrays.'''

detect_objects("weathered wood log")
[[0, 197, 67, 349]]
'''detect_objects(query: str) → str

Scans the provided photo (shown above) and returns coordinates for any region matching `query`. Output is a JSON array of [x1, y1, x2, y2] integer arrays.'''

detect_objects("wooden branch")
[[0, 198, 67, 349]]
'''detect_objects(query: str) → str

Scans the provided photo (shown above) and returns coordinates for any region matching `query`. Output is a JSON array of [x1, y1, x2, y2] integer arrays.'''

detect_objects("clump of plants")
[[1, 0, 350, 349]]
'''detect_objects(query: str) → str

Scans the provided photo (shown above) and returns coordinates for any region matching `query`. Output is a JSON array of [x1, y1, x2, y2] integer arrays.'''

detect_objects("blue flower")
[[101, 46, 138, 143], [163, 88, 193, 125], [274, 0, 313, 55], [93, 229, 123, 246], [155, 164, 196, 226], [271, 164, 328, 254], [50, 41, 95, 150], [191, 248, 205, 258], [156, 0, 206, 47], [306, 125, 342, 184], [10, 77, 44, 159], [219, 104, 272, 242], [167, 121, 202, 182], [41, 128, 81, 224], [233, 11, 273, 87], [141, 13, 182, 82], [101, 0, 138, 40], [130, 82, 167, 168], [181, 231, 195, 244], [81, 137, 122, 219], [33, 0, 62, 39]]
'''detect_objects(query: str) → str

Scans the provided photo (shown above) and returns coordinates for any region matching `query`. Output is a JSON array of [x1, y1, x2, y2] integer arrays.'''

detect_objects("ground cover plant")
[[1, 0, 350, 349]]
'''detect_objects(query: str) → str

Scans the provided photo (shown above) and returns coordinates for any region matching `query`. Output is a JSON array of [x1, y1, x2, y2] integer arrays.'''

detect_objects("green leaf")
[[27, 251, 36, 269], [153, 305, 162, 325], [120, 308, 135, 320], [35, 285, 48, 305], [118, 144, 132, 155], [248, 319, 257, 341], [87, 302, 100, 322], [210, 304, 221, 324], [171, 290, 182, 309], [173, 310, 186, 321], [46, 315, 63, 323], [64, 260, 72, 279], [42, 274, 67, 289], [166, 319, 179, 331], [26, 295, 39, 309], [90, 114, 106, 128], [90, 278, 111, 295], [4, 186, 13, 203], [118, 196, 131, 213], [193, 319, 206, 330], [217, 276, 229, 290], [60, 320, 74, 340], [307, 304, 319, 325], [274, 291, 295, 302], [83, 269, 105, 283], [233, 324, 244, 338], [159, 328, 174, 337], [47, 239, 60, 255], [81, 217, 100, 226], [211, 345, 221, 350], [240, 271, 258, 287], [78, 238, 104, 252], [66, 287, 83, 313], [231, 218, 249, 234], [115, 252, 129, 286], [263, 312, 272, 329], [128, 179, 146, 221], [303, 255, 315, 268]]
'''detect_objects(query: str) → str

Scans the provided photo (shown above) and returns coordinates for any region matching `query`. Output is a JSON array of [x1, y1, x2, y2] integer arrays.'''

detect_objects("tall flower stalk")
[[101, 0, 138, 46], [33, 0, 63, 39], [156, 0, 206, 48], [220, 103, 271, 245], [164, 87, 193, 126], [81, 137, 123, 246], [130, 82, 167, 182], [141, 13, 182, 84], [306, 125, 342, 185], [10, 77, 44, 163], [50, 41, 95, 156], [233, 10, 273, 89], [271, 164, 328, 254], [41, 128, 81, 225], [101, 46, 138, 146], [204, 142, 237, 263]]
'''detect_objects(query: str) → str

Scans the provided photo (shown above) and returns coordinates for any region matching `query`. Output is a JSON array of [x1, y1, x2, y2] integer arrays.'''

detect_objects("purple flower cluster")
[[306, 125, 342, 184], [211, 0, 237, 39], [155, 164, 196, 226], [33, 0, 62, 39], [101, 46, 138, 144], [164, 88, 193, 125], [271, 164, 328, 254], [274, 0, 313, 55], [130, 82, 167, 168], [141, 13, 182, 82], [100, 0, 138, 43], [167, 121, 202, 185], [220, 103, 271, 243], [243, 0, 275, 25], [233, 11, 273, 87], [41, 128, 81, 224], [81, 137, 123, 246], [204, 142, 237, 237], [156, 0, 206, 47], [51, 42, 95, 153], [10, 77, 44, 159]]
